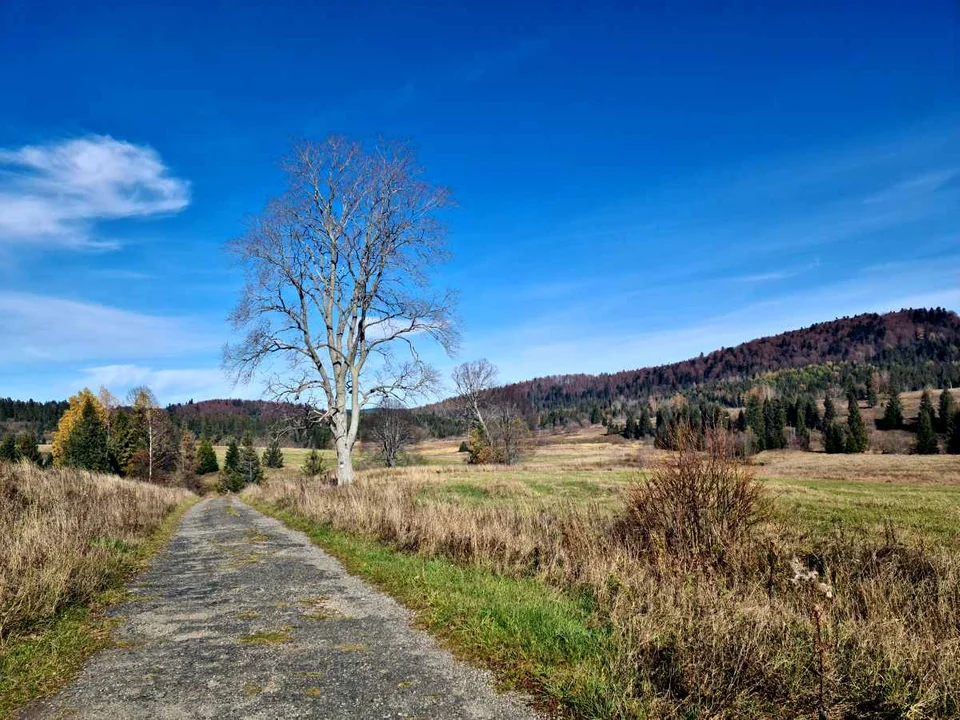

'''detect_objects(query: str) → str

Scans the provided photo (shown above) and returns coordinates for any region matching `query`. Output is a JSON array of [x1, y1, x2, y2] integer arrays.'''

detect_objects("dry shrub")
[[0, 461, 190, 644], [247, 460, 960, 718], [622, 427, 768, 564]]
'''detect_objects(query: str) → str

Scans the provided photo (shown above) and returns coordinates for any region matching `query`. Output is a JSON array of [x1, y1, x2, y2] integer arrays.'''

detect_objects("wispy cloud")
[[0, 292, 213, 364], [0, 135, 190, 249], [79, 364, 237, 404]]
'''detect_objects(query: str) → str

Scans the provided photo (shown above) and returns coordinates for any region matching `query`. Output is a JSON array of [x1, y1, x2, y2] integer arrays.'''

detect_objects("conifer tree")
[[52, 388, 109, 468], [622, 414, 637, 440], [938, 389, 954, 433], [302, 448, 325, 477], [824, 422, 847, 454], [220, 439, 243, 492], [763, 399, 786, 450], [736, 409, 747, 432], [15, 431, 41, 464], [795, 409, 810, 451], [196, 437, 220, 474], [60, 399, 110, 472], [638, 405, 653, 437], [177, 430, 197, 485], [845, 391, 869, 453], [823, 394, 836, 429], [589, 406, 602, 425], [948, 411, 960, 455], [918, 389, 935, 425], [746, 395, 765, 451], [881, 390, 904, 430], [239, 436, 264, 485], [262, 437, 284, 468], [915, 408, 939, 454], [0, 435, 18, 463]]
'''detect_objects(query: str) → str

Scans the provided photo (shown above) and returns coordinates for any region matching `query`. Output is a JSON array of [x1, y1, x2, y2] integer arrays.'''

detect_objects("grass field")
[[247, 426, 960, 718]]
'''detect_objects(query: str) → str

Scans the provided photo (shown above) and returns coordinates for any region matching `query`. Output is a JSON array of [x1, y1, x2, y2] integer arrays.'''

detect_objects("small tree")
[[881, 391, 904, 430], [15, 431, 41, 464], [196, 437, 220, 474], [0, 435, 18, 463], [302, 448, 325, 477], [262, 438, 284, 468], [845, 392, 869, 453], [127, 387, 177, 483], [915, 409, 939, 454], [795, 410, 810, 451], [823, 394, 836, 429], [177, 430, 197, 486], [220, 439, 243, 492], [368, 401, 416, 467], [239, 436, 264, 485], [52, 388, 109, 469]]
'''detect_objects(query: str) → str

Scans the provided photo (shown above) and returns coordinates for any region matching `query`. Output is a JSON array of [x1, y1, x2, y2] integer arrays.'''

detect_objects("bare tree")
[[225, 137, 458, 485], [127, 386, 177, 483], [451, 359, 498, 439], [367, 400, 417, 467]]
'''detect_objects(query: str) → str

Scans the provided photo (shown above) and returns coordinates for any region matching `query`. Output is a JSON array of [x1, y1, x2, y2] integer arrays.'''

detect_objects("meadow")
[[247, 426, 960, 718]]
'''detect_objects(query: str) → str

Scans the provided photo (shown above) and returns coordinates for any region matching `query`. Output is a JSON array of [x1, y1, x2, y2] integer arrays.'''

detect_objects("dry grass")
[[0, 461, 192, 644], [752, 448, 960, 484], [248, 436, 960, 718]]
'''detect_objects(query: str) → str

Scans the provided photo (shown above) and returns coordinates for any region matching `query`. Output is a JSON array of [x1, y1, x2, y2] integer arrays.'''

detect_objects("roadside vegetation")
[[0, 461, 192, 715], [248, 428, 960, 719]]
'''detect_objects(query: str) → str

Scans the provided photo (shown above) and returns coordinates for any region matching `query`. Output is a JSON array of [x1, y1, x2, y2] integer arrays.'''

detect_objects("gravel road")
[[20, 496, 539, 719]]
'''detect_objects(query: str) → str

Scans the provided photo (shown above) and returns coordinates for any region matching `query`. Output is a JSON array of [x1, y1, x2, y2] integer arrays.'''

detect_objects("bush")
[[622, 427, 768, 565]]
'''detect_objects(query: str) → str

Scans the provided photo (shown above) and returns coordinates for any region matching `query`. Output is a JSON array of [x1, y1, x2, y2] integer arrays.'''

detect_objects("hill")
[[437, 308, 960, 422]]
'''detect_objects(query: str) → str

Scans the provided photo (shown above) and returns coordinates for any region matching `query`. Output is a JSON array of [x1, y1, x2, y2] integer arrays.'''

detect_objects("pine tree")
[[845, 392, 869, 453], [866, 373, 880, 407], [262, 437, 284, 468], [239, 436, 264, 485], [763, 399, 786, 450], [638, 405, 653, 437], [938, 389, 954, 433], [824, 422, 847, 454], [0, 435, 19, 463], [919, 389, 935, 425], [915, 408, 939, 454], [302, 448, 325, 477], [220, 439, 243, 492], [589, 406, 601, 425], [622, 414, 637, 440], [746, 395, 765, 451], [60, 399, 110, 472], [196, 437, 220, 474], [15, 431, 41, 464], [881, 391, 904, 430]]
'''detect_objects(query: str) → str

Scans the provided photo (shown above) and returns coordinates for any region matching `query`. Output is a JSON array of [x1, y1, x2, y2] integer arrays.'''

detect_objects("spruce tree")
[[795, 409, 810, 451], [638, 405, 653, 437], [196, 437, 220, 474], [845, 392, 869, 453], [736, 409, 747, 432], [622, 414, 637, 440], [881, 391, 904, 430], [948, 411, 960, 455], [0, 435, 19, 463], [823, 395, 836, 429], [220, 439, 243, 492], [589, 406, 601, 425], [824, 422, 847, 454], [746, 395, 765, 451], [61, 399, 110, 472], [302, 448, 325, 477], [915, 408, 939, 454], [262, 438, 284, 468], [239, 436, 264, 485], [918, 389, 936, 426], [763, 399, 786, 450], [938, 389, 954, 433]]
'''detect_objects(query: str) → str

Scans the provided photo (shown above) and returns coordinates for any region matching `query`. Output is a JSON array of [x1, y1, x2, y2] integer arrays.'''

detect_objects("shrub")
[[621, 427, 768, 565]]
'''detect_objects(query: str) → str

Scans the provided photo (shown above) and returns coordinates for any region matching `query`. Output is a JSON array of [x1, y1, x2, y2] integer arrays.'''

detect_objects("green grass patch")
[[250, 501, 619, 718], [0, 497, 197, 718], [239, 628, 292, 645], [764, 477, 960, 542]]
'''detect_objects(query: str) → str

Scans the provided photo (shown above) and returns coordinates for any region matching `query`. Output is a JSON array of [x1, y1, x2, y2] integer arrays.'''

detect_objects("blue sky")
[[1, 0, 958, 403]]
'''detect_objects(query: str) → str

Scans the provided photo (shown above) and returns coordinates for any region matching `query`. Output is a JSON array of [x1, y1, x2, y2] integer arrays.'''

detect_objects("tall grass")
[[248, 447, 960, 718], [0, 461, 191, 644]]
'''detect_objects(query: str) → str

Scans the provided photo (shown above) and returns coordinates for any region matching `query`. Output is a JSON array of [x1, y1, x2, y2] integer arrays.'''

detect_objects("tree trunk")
[[332, 414, 354, 486]]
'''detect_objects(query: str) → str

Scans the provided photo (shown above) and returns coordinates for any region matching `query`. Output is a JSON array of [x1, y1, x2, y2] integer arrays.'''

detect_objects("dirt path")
[[21, 497, 538, 719]]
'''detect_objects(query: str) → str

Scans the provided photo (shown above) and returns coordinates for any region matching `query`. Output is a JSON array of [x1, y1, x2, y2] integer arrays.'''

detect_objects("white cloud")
[[0, 135, 189, 249], [0, 291, 214, 364], [79, 364, 240, 404]]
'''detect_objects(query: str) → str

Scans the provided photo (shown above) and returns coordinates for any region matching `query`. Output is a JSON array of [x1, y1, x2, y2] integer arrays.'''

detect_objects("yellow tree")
[[52, 388, 109, 467]]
